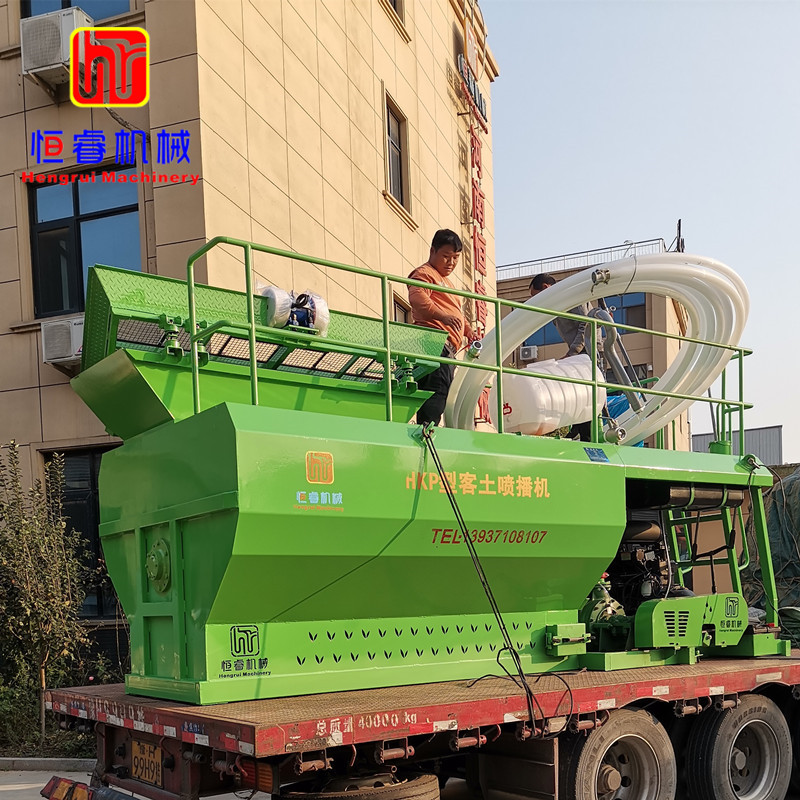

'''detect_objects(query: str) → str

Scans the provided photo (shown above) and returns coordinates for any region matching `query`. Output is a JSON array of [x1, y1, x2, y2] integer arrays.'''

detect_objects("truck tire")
[[684, 693, 791, 800], [286, 773, 440, 800], [559, 708, 676, 800]]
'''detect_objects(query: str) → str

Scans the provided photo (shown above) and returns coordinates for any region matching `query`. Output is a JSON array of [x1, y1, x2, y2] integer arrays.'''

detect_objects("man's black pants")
[[416, 346, 455, 426]]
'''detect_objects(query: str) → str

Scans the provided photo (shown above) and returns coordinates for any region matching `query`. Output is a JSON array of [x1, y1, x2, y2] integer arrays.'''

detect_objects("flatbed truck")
[[45, 654, 800, 800]]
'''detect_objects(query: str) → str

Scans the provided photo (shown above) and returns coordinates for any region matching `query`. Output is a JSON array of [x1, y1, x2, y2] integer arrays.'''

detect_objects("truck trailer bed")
[[47, 655, 800, 759]]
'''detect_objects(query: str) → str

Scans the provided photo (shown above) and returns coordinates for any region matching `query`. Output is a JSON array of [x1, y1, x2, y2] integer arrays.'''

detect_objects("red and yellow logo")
[[70, 27, 149, 107], [306, 452, 334, 484]]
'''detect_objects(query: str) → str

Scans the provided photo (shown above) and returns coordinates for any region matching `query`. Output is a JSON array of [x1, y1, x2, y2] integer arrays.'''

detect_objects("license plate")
[[132, 740, 162, 787]]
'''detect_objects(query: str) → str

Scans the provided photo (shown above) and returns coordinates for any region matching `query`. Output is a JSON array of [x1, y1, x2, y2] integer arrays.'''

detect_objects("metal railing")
[[496, 239, 668, 282], [186, 237, 748, 452]]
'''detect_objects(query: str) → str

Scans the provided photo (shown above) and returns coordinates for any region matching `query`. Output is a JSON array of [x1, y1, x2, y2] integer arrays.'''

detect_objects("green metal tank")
[[72, 247, 786, 705]]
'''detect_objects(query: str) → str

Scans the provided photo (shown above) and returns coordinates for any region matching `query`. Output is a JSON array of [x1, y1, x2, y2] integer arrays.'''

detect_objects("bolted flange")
[[145, 539, 171, 593]]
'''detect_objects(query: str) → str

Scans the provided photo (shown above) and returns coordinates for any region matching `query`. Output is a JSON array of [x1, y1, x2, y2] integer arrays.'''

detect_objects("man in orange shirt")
[[408, 229, 474, 426]]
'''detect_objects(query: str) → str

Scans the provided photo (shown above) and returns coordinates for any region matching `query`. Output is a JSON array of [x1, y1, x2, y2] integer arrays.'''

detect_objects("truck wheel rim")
[[596, 734, 661, 799], [728, 720, 779, 799]]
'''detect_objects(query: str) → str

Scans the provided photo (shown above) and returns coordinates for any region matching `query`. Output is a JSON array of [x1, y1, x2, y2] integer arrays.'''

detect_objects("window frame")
[[21, 0, 132, 20], [525, 321, 562, 348], [393, 294, 411, 324], [524, 292, 648, 348], [386, 100, 406, 208], [603, 292, 647, 333], [29, 167, 140, 318], [377, 0, 411, 42], [44, 446, 119, 620]]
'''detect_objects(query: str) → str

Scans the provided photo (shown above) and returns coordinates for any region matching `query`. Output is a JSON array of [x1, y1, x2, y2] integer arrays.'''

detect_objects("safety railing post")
[[186, 247, 205, 415], [590, 319, 598, 442], [380, 275, 393, 422], [720, 371, 727, 443], [244, 243, 258, 407], [738, 349, 745, 454], [750, 487, 780, 625], [494, 297, 503, 434]]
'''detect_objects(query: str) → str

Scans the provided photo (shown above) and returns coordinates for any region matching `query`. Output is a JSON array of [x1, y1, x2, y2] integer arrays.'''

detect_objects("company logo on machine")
[[295, 489, 344, 511], [306, 451, 334, 484], [725, 596, 740, 618], [230, 625, 260, 658], [70, 27, 150, 107], [219, 628, 270, 679]]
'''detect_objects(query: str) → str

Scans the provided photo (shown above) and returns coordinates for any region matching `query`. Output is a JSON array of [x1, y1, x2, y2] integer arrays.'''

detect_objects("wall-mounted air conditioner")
[[519, 345, 538, 361], [41, 315, 84, 366], [20, 7, 93, 88]]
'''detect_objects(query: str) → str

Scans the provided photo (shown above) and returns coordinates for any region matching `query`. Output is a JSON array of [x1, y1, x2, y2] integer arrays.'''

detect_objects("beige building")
[[0, 0, 498, 617], [496, 239, 691, 451]]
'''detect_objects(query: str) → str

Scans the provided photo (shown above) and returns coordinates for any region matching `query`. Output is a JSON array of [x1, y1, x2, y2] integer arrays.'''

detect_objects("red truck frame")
[[44, 654, 800, 800]]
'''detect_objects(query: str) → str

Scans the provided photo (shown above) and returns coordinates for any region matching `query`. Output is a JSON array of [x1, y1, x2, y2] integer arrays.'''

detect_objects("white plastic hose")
[[444, 253, 748, 445]]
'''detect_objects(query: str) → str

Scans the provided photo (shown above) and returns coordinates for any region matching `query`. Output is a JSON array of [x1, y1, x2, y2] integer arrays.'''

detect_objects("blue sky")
[[480, 0, 800, 462]]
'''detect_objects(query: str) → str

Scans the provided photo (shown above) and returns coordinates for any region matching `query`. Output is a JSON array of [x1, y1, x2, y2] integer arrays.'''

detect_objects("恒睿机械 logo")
[[70, 27, 149, 107], [306, 451, 334, 484], [229, 625, 259, 658], [725, 596, 740, 618]]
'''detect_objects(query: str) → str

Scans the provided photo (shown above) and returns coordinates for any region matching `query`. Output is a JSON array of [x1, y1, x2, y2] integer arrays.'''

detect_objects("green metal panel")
[[71, 350, 173, 440], [73, 349, 430, 438], [616, 446, 772, 488], [633, 595, 748, 650], [99, 404, 626, 704]]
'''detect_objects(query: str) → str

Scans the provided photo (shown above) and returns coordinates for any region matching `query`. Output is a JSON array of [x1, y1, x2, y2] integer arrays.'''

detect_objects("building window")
[[47, 448, 118, 619], [394, 295, 410, 323], [386, 100, 406, 207], [604, 292, 646, 331], [524, 322, 562, 348], [22, 0, 131, 19], [30, 167, 142, 318], [378, 0, 411, 42], [524, 292, 646, 348]]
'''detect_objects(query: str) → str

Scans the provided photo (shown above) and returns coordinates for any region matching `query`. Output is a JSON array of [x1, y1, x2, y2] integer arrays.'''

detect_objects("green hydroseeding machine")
[[71, 238, 787, 706]]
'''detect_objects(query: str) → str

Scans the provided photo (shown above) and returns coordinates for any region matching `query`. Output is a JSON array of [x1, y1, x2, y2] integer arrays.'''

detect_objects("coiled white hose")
[[444, 253, 749, 445]]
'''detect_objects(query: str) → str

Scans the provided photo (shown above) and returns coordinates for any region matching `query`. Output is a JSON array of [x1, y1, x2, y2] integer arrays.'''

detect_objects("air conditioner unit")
[[20, 7, 93, 87], [519, 345, 538, 361], [41, 315, 84, 366]]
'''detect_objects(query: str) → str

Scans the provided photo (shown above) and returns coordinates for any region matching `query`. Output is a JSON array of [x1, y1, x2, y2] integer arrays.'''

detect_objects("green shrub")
[[0, 443, 95, 753]]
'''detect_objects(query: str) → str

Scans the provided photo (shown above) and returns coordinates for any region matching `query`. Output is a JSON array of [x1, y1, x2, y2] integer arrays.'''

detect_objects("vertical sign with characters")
[[462, 17, 491, 421]]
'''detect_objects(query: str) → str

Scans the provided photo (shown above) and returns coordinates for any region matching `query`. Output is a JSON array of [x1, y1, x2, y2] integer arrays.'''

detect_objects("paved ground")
[[0, 771, 476, 800], [6, 770, 795, 800]]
